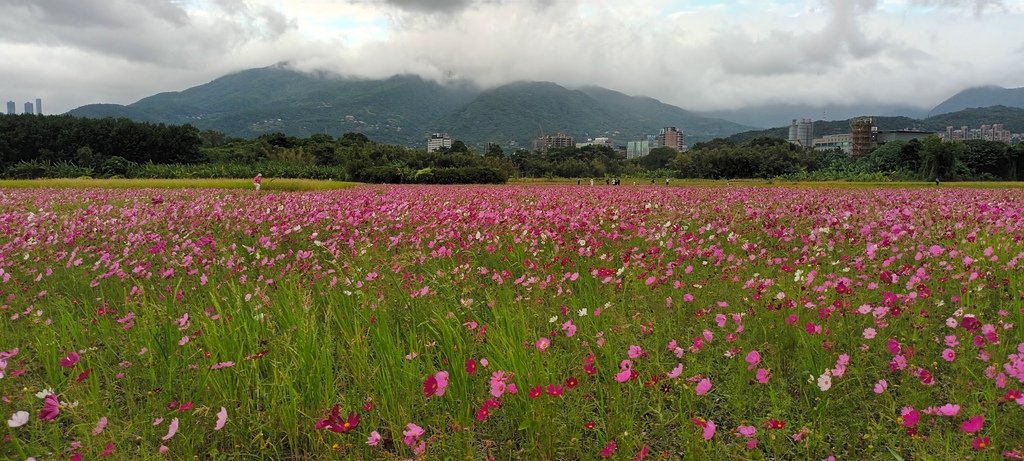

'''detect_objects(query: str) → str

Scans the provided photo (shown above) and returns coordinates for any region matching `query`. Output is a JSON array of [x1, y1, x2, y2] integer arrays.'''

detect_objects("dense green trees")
[[2, 114, 1021, 182], [0, 114, 203, 171]]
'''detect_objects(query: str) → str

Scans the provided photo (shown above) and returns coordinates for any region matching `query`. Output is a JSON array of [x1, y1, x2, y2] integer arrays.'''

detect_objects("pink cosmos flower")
[[961, 415, 984, 433], [737, 425, 756, 438], [403, 422, 425, 447], [863, 328, 877, 340], [615, 360, 633, 383], [38, 394, 59, 421], [756, 368, 770, 384], [628, 345, 644, 359], [536, 337, 550, 352], [695, 378, 712, 396], [703, 420, 717, 440], [942, 349, 956, 362], [667, 363, 683, 379], [873, 379, 888, 394], [745, 350, 761, 370], [434, 371, 449, 396], [367, 431, 381, 446], [561, 320, 576, 337]]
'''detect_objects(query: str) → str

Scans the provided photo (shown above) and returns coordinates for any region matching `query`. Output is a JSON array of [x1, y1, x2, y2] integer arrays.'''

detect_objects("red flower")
[[584, 421, 596, 429], [565, 376, 578, 389], [423, 374, 439, 397], [764, 419, 786, 430], [476, 406, 490, 421], [546, 384, 564, 397], [972, 436, 991, 450], [529, 385, 543, 399], [466, 358, 477, 375], [315, 405, 360, 433]]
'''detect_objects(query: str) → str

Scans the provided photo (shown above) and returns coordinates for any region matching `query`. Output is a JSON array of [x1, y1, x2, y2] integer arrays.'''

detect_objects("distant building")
[[788, 119, 814, 148], [427, 133, 452, 152], [576, 137, 612, 148], [35, 98, 41, 115], [5, 101, 13, 115], [812, 133, 853, 154], [943, 124, 1012, 143], [656, 127, 686, 151], [23, 102, 33, 115], [814, 127, 936, 155], [533, 132, 575, 151], [626, 140, 651, 159]]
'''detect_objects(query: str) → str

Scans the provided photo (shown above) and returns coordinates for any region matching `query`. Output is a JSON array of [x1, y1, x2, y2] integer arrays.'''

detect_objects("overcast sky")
[[2, 0, 1021, 115]]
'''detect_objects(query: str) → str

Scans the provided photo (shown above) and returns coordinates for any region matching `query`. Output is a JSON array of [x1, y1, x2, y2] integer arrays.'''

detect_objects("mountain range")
[[67, 65, 1024, 148], [68, 65, 753, 148]]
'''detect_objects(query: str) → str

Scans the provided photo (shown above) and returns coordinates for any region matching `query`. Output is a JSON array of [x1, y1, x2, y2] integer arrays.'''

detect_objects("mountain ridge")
[[68, 66, 753, 148]]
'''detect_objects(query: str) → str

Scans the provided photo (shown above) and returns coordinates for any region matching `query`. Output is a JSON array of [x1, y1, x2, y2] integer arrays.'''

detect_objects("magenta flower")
[[628, 345, 644, 359], [900, 407, 920, 427], [745, 350, 761, 370], [961, 415, 984, 433], [942, 348, 956, 362], [59, 351, 80, 368], [600, 440, 616, 458], [737, 425, 756, 438], [756, 368, 770, 384], [38, 394, 59, 421], [873, 379, 888, 394], [666, 363, 683, 379]]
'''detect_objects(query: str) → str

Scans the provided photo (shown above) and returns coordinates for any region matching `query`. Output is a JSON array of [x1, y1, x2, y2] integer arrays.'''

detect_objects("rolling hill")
[[930, 86, 1024, 116]]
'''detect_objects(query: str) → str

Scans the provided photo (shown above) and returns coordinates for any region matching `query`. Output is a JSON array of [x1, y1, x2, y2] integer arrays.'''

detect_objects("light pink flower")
[[93, 416, 108, 435], [536, 337, 550, 352], [214, 407, 228, 430], [367, 430, 381, 446], [161, 418, 179, 441]]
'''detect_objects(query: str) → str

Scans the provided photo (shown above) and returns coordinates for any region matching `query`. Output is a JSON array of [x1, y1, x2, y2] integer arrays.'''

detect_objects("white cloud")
[[1, 0, 1021, 115]]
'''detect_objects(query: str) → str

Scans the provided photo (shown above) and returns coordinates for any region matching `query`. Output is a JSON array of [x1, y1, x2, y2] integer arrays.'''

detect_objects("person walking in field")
[[253, 173, 263, 191]]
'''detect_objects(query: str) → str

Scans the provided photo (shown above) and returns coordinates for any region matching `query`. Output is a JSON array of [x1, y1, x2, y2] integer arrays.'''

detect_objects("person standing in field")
[[253, 173, 263, 191]]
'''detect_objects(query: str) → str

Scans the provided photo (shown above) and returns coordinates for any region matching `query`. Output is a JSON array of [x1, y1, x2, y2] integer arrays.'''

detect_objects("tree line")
[[2, 114, 1022, 182]]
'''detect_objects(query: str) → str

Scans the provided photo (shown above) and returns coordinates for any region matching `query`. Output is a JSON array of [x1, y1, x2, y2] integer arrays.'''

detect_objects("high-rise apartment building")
[[656, 127, 686, 151], [35, 98, 41, 115], [5, 101, 14, 115], [626, 140, 651, 159], [24, 102, 33, 115], [533, 132, 575, 151]]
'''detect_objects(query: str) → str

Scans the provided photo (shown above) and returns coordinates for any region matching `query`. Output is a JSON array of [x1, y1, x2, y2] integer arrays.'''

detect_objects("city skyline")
[[1, 1, 1021, 115]]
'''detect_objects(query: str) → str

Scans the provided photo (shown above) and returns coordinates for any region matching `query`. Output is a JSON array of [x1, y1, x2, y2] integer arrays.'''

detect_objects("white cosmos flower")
[[7, 411, 29, 428]]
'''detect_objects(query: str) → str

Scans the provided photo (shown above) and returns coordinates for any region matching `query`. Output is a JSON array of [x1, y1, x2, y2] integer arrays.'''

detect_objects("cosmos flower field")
[[1, 185, 1023, 460]]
